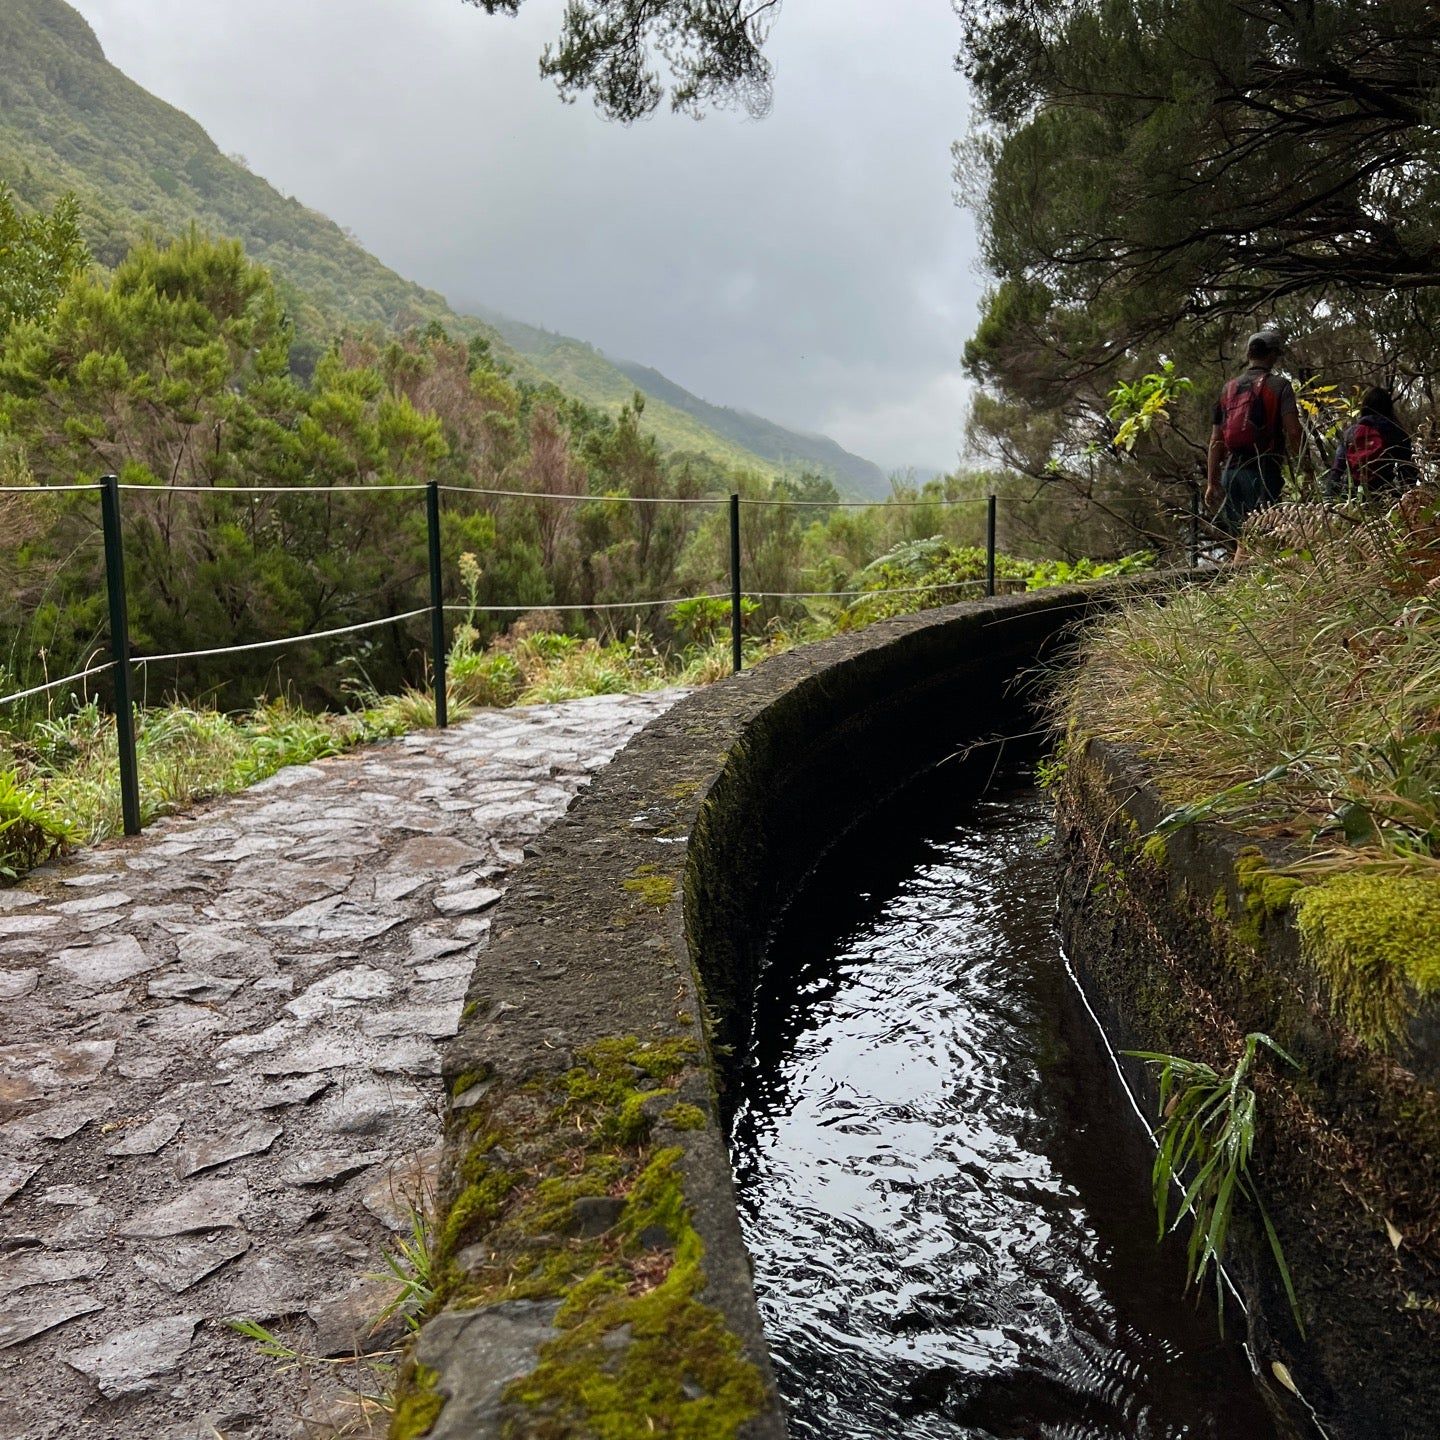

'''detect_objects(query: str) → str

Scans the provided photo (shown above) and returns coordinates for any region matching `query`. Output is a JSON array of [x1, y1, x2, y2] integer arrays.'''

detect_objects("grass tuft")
[[1127, 1032, 1304, 1336]]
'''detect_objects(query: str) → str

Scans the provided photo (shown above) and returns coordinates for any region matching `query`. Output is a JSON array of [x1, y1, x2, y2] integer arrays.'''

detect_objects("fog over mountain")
[[70, 0, 980, 475]]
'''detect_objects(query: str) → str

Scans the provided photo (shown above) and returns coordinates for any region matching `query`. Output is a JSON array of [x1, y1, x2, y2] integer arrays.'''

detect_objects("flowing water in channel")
[[730, 756, 1280, 1439]]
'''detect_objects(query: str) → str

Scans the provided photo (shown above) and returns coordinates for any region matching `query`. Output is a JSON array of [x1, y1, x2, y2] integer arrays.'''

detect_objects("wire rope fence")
[[0, 473, 1155, 837]]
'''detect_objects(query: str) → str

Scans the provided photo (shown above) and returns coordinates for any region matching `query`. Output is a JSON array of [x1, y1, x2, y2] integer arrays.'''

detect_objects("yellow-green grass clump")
[[1065, 511, 1440, 1050], [1062, 518, 1440, 863]]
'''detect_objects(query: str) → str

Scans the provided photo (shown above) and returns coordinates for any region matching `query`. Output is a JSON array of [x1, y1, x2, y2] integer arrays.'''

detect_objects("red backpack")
[[1220, 372, 1281, 455], [1344, 420, 1386, 490]]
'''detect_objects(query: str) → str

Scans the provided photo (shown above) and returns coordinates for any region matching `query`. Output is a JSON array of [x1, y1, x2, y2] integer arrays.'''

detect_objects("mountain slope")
[[609, 358, 890, 499], [468, 306, 890, 499], [468, 310, 797, 479], [0, 0, 468, 339], [1, 0, 888, 493]]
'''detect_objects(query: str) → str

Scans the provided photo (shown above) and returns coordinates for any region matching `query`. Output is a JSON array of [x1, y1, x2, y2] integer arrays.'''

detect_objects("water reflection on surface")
[[730, 761, 1280, 1439]]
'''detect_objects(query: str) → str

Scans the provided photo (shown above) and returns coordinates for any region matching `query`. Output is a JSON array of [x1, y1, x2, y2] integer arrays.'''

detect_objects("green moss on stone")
[[1139, 833, 1168, 868], [663, 1103, 707, 1131], [388, 1364, 444, 1439], [503, 1148, 766, 1439], [558, 1037, 696, 1144], [1295, 873, 1440, 1051], [1235, 848, 1304, 919], [424, 1034, 764, 1436], [450, 1068, 485, 1098], [525, 1154, 625, 1234], [623, 863, 678, 910], [440, 1163, 518, 1258]]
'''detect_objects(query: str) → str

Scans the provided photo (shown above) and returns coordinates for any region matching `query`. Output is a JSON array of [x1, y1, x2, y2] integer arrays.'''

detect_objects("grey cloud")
[[75, 0, 980, 473]]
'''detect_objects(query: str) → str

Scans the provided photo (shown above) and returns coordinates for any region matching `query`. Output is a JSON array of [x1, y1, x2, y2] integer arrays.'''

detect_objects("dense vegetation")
[[1065, 494, 1440, 1046], [953, 0, 1440, 539], [0, 197, 1148, 879], [0, 0, 875, 493]]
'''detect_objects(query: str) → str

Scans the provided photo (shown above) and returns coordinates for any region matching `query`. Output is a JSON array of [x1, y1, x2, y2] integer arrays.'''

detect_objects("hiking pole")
[[100, 474, 142, 836], [1189, 484, 1201, 567], [426, 480, 448, 729], [729, 493, 743, 675]]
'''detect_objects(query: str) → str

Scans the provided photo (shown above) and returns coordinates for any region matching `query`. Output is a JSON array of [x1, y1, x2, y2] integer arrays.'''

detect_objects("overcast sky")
[[73, 0, 982, 474]]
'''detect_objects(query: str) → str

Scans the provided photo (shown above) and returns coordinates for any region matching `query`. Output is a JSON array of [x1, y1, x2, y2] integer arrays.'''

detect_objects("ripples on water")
[[730, 760, 1280, 1439]]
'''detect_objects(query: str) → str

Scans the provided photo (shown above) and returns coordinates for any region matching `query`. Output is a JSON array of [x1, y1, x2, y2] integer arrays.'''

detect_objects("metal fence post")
[[986, 494, 998, 597], [100, 474, 141, 836], [425, 480, 448, 729], [729, 493, 743, 675], [1189, 483, 1201, 568]]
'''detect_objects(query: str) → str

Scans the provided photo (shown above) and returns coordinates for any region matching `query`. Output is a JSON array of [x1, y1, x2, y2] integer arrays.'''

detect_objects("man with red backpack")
[[1204, 330, 1304, 534], [1326, 388, 1418, 501]]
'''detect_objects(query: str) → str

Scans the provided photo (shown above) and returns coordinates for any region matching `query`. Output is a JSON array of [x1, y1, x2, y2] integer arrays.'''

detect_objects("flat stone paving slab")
[[0, 692, 678, 1439]]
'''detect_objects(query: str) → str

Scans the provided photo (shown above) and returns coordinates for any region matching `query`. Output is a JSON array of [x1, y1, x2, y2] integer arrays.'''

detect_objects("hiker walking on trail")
[[1205, 330, 1304, 534], [1326, 387, 1419, 501]]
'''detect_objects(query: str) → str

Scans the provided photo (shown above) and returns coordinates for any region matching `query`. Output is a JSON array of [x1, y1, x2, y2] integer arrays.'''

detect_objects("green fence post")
[[426, 480, 448, 729], [100, 474, 141, 835], [986, 494, 998, 597], [729, 493, 743, 675]]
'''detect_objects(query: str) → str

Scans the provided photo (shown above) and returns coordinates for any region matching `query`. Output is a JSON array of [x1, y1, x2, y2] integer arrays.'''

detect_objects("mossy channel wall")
[[1059, 740, 1440, 1440], [398, 582, 1151, 1440]]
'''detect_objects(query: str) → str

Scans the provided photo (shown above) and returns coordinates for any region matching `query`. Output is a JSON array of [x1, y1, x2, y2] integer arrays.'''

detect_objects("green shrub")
[[0, 765, 74, 879]]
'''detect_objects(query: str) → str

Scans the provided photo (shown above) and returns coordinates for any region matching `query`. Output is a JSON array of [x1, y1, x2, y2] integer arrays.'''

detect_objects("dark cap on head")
[[1246, 329, 1284, 361]]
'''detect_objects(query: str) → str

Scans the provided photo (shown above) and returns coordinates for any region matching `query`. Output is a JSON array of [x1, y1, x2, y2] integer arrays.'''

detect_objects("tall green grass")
[[1127, 1033, 1304, 1335], [1064, 500, 1440, 872]]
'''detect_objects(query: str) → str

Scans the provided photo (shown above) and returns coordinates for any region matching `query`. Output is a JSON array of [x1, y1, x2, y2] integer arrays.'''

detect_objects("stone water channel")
[[731, 753, 1284, 1439], [0, 691, 678, 1440]]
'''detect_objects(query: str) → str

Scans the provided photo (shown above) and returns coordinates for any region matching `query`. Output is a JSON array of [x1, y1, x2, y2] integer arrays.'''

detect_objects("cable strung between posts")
[[738, 495, 998, 509], [0, 483, 104, 494], [435, 484, 724, 506], [133, 609, 433, 667], [438, 582, 1001, 612], [91, 480, 1034, 512], [0, 661, 117, 708], [114, 483, 431, 495], [743, 580, 993, 599], [441, 593, 732, 615]]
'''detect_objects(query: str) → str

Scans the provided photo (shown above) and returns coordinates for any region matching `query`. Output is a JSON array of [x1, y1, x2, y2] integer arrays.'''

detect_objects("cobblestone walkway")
[[0, 692, 679, 1439]]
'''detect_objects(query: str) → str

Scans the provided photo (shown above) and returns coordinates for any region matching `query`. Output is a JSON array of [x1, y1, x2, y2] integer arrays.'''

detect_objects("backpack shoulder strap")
[[1254, 373, 1282, 436]]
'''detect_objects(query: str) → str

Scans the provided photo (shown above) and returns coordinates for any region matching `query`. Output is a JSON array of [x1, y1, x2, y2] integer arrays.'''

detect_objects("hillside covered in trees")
[[475, 308, 891, 498], [0, 0, 885, 493]]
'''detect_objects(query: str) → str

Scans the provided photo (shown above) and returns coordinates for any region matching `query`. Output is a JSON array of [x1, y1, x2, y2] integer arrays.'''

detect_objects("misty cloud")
[[73, 0, 981, 473]]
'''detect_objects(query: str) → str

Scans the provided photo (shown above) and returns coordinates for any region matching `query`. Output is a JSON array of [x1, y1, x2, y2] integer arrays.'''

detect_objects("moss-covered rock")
[[622, 865, 678, 911], [1058, 736, 1440, 1440], [506, 1149, 767, 1439], [389, 1364, 444, 1439], [401, 1036, 762, 1438], [1294, 873, 1440, 1051]]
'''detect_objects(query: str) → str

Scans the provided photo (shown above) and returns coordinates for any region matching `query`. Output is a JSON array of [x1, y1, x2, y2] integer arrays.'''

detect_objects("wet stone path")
[[0, 692, 679, 1440]]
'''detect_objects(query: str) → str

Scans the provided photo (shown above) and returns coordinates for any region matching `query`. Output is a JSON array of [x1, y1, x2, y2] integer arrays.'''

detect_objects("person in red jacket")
[[1204, 331, 1304, 534], [1326, 387, 1419, 501]]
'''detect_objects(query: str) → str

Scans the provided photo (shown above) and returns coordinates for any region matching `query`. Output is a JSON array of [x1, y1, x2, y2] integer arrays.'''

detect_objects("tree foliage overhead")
[[955, 0, 1440, 541], [958, 0, 1440, 372], [464, 0, 782, 120]]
